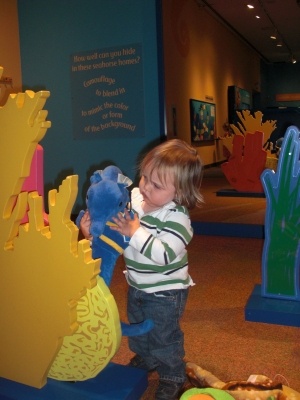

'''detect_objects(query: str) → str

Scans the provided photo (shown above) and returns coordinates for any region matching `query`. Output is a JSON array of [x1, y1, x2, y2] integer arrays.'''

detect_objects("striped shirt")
[[124, 188, 194, 293]]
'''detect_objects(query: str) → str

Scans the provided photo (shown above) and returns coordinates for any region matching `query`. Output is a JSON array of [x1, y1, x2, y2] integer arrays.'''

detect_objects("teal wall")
[[261, 62, 300, 108], [257, 61, 300, 145], [18, 0, 164, 213]]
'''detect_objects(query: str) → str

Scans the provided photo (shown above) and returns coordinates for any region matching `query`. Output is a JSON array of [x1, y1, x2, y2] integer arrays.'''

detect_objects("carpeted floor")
[[189, 166, 267, 225], [110, 167, 300, 399]]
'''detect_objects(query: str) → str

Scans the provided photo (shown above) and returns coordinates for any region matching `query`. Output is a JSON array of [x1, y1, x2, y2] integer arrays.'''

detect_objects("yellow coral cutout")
[[0, 70, 122, 388], [48, 276, 121, 381], [230, 110, 276, 141]]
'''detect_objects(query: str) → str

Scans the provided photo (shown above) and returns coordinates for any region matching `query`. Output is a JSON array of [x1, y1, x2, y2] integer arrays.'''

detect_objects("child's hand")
[[111, 209, 140, 238], [80, 210, 92, 239]]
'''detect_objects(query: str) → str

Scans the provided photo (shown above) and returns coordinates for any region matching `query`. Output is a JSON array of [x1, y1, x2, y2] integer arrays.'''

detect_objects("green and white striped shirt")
[[124, 188, 194, 293]]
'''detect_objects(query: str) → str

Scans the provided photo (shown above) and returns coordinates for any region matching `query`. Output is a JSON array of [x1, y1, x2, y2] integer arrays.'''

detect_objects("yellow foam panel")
[[0, 70, 121, 388]]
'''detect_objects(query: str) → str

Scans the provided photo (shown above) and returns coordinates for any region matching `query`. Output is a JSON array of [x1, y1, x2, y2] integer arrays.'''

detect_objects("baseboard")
[[192, 221, 264, 239]]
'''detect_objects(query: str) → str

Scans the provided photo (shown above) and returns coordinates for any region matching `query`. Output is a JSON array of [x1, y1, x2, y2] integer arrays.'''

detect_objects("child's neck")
[[141, 201, 160, 214]]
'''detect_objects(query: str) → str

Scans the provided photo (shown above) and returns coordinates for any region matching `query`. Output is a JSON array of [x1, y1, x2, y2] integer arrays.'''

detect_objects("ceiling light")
[[276, 41, 282, 47], [255, 15, 260, 19], [270, 33, 277, 40], [247, 4, 254, 9], [292, 56, 297, 64]]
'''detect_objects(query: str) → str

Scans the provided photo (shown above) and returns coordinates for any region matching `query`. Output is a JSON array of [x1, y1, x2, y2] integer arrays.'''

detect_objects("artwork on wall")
[[190, 99, 216, 143], [227, 85, 252, 124]]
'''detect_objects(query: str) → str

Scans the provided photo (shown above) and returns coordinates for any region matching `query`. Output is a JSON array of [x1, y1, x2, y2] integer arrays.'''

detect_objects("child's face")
[[139, 164, 176, 212]]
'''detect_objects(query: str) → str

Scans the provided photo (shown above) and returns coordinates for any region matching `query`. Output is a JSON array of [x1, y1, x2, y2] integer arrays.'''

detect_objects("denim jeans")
[[127, 286, 189, 383]]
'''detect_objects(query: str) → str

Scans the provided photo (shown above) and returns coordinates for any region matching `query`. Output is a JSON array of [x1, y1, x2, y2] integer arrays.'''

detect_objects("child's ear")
[[174, 191, 181, 203]]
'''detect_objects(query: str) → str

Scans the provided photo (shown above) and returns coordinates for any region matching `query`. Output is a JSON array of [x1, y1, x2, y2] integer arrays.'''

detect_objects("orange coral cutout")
[[221, 110, 277, 192]]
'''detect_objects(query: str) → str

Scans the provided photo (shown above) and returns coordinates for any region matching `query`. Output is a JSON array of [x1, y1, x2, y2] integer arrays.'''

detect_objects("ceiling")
[[195, 0, 300, 64]]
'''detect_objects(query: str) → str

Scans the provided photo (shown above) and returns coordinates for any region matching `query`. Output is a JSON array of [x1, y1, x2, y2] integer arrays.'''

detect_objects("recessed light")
[[247, 4, 254, 9], [255, 15, 260, 19]]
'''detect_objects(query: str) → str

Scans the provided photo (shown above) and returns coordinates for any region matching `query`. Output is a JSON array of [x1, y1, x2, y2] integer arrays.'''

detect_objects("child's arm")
[[111, 209, 140, 237], [79, 210, 92, 240], [112, 208, 193, 265]]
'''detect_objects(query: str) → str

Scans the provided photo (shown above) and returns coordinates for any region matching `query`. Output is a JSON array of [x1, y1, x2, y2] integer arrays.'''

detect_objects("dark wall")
[[259, 61, 300, 109], [251, 60, 300, 146]]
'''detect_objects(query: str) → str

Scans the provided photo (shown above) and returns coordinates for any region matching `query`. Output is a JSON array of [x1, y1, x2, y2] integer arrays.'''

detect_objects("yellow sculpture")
[[48, 276, 121, 381], [230, 110, 276, 141], [0, 67, 121, 388]]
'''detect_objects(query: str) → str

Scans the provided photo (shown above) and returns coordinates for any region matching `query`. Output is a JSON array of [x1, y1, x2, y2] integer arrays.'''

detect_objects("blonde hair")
[[139, 139, 203, 209]]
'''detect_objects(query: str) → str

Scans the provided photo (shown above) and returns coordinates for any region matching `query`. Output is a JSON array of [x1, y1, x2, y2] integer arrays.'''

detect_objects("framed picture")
[[227, 86, 252, 124], [190, 99, 216, 142]]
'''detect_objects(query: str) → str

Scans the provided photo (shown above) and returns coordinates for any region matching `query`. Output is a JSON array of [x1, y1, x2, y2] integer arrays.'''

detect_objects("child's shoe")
[[155, 379, 184, 400]]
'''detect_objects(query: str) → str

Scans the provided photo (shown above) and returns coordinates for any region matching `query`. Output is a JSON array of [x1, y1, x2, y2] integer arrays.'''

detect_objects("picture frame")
[[227, 86, 252, 124], [190, 99, 216, 143]]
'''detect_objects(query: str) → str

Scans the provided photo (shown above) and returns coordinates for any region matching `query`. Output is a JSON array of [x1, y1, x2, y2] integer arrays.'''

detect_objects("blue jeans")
[[127, 286, 189, 383]]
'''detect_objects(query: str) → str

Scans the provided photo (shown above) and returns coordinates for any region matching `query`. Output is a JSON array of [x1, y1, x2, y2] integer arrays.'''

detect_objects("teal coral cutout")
[[261, 125, 300, 300]]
